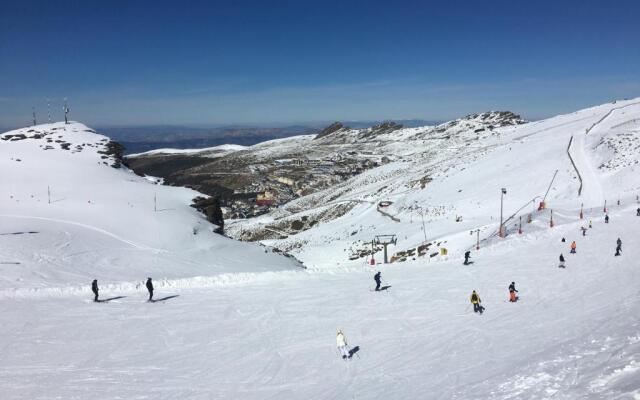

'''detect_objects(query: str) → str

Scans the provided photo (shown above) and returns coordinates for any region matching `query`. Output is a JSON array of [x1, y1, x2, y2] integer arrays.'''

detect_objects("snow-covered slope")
[[1, 99, 639, 400], [0, 122, 301, 293], [128, 143, 247, 158], [229, 99, 640, 269]]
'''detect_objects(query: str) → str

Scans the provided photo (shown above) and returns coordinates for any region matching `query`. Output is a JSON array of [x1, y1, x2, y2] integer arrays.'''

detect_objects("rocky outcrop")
[[314, 122, 345, 140], [191, 196, 225, 234], [357, 121, 403, 140]]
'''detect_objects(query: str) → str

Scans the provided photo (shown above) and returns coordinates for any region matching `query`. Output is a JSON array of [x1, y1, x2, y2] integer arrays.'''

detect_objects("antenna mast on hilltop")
[[63, 98, 70, 124], [46, 98, 51, 123], [32, 107, 37, 126]]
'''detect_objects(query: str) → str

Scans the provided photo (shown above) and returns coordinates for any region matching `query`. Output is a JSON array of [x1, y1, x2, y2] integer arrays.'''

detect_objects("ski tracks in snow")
[[0, 214, 164, 253]]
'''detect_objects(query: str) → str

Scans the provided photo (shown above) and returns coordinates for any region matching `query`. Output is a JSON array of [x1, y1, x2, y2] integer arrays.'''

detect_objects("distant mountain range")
[[97, 120, 441, 154]]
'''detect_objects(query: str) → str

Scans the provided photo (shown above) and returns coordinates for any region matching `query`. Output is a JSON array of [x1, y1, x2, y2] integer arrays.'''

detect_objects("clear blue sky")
[[1, 0, 639, 127]]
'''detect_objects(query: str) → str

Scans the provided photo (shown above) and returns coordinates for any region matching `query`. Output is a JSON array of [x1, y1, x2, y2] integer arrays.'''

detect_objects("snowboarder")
[[508, 282, 519, 302], [581, 226, 587, 236], [374, 271, 381, 291], [470, 290, 483, 313], [464, 250, 471, 265], [570, 241, 577, 254], [605, 214, 609, 223], [336, 329, 349, 359], [146, 278, 154, 301], [91, 279, 99, 302], [615, 238, 622, 256], [559, 253, 565, 268]]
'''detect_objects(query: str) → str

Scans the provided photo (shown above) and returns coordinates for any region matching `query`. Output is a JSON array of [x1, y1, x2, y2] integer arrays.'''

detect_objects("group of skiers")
[[559, 212, 626, 267], [467, 281, 518, 315], [91, 278, 154, 302], [88, 206, 633, 363]]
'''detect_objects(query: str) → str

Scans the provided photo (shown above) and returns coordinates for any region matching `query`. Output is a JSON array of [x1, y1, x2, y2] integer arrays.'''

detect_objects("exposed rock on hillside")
[[314, 122, 345, 139]]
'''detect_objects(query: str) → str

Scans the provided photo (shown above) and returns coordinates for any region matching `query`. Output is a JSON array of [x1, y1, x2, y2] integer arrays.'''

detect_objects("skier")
[[559, 253, 566, 268], [570, 241, 577, 254], [637, 207, 640, 216], [581, 226, 587, 236], [615, 238, 622, 256], [91, 279, 99, 302], [146, 277, 154, 302], [589, 220, 593, 229], [374, 271, 381, 291], [508, 282, 519, 302], [336, 329, 350, 359], [605, 214, 610, 223], [464, 250, 471, 265], [561, 237, 566, 243], [470, 290, 483, 314]]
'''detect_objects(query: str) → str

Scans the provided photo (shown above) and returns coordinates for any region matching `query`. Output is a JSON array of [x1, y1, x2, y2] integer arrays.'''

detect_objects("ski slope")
[[0, 122, 301, 293], [229, 98, 640, 269], [1, 101, 640, 399], [0, 203, 638, 399]]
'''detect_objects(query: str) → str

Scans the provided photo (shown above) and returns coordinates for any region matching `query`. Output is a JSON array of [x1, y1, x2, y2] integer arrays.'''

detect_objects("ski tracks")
[[0, 214, 164, 253]]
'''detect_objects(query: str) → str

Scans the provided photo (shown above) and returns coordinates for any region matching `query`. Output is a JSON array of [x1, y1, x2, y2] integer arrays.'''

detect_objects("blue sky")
[[1, 0, 639, 127]]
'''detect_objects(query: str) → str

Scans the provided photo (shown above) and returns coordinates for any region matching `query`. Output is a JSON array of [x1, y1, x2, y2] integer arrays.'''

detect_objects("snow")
[[128, 143, 247, 157], [0, 122, 301, 293], [230, 98, 640, 270], [1, 100, 640, 399]]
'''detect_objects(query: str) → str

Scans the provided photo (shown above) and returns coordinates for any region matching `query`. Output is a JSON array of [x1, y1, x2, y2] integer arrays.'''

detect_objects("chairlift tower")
[[499, 188, 507, 237], [32, 107, 36, 126], [374, 234, 397, 264]]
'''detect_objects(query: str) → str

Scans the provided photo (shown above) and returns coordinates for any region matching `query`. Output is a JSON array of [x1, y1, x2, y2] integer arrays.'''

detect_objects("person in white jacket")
[[336, 329, 349, 359]]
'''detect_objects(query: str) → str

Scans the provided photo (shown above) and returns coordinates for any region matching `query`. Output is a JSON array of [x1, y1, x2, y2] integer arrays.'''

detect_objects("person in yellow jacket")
[[470, 290, 483, 314], [336, 329, 350, 359]]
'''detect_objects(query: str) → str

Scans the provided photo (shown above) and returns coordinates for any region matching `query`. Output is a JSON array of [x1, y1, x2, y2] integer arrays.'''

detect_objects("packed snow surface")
[[1, 99, 640, 399]]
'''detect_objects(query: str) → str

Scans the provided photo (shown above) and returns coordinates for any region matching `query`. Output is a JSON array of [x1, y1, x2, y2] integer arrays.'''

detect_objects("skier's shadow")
[[151, 295, 180, 303], [348, 346, 360, 358], [378, 285, 391, 291], [463, 261, 474, 265], [98, 296, 126, 303]]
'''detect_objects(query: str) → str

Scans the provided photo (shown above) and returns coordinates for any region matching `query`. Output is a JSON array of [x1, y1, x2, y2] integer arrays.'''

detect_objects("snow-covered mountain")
[[0, 121, 301, 294], [1, 100, 640, 399], [228, 99, 640, 269]]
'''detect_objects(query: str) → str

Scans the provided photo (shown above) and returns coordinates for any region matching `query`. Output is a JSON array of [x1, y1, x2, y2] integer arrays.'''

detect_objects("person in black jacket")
[[464, 250, 471, 265], [559, 253, 565, 268], [146, 278, 154, 301], [637, 207, 640, 216], [91, 279, 99, 302], [605, 214, 610, 223], [374, 271, 381, 291], [508, 282, 518, 302], [615, 238, 622, 256]]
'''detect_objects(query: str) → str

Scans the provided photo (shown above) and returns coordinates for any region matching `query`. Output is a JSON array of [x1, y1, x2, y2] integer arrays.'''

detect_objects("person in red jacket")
[[508, 282, 518, 302]]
